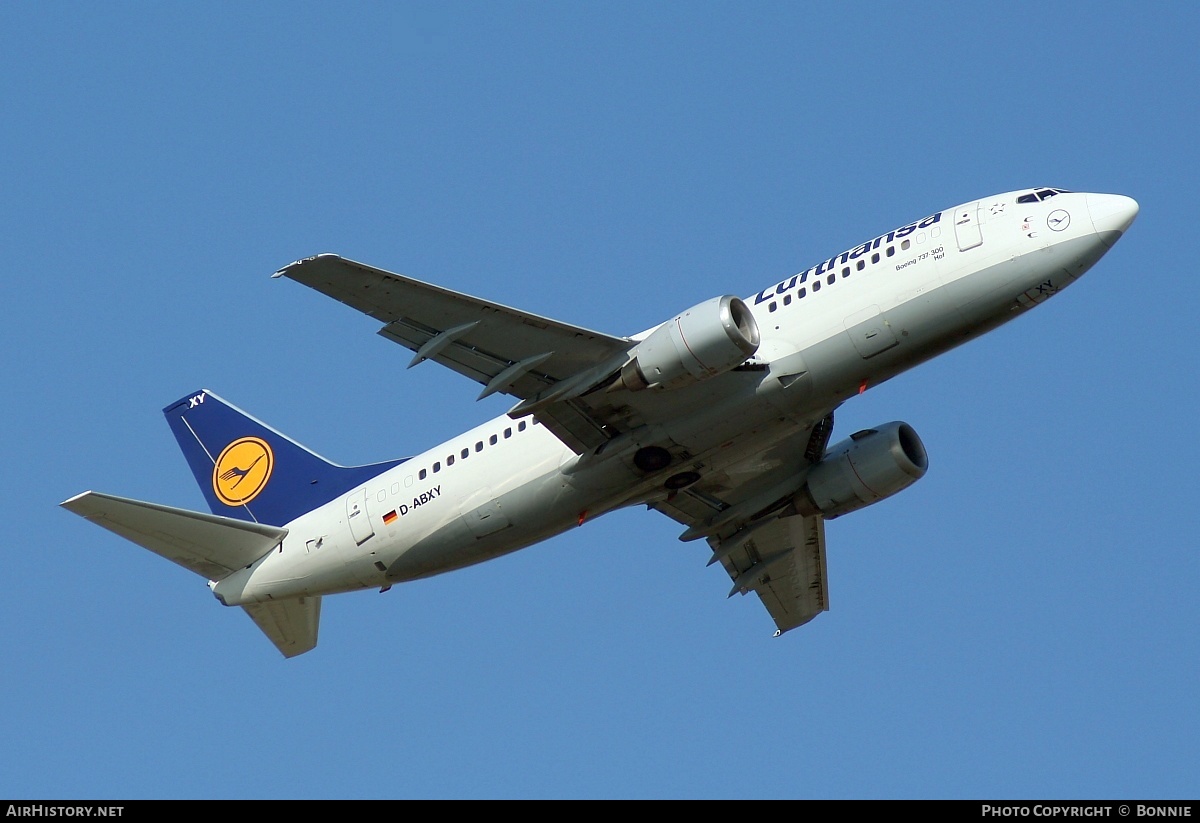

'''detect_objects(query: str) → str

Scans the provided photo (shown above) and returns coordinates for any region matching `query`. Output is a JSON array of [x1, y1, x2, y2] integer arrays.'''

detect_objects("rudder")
[[164, 389, 404, 527]]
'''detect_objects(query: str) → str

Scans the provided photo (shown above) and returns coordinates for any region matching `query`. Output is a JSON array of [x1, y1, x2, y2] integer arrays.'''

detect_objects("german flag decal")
[[382, 510, 398, 525]]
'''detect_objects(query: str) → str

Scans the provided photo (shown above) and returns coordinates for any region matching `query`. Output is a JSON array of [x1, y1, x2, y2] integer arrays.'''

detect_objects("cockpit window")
[[1018, 188, 1073, 204]]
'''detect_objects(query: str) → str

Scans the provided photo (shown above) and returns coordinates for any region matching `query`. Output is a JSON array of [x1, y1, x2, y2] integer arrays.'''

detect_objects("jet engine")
[[798, 422, 928, 519], [614, 295, 760, 391]]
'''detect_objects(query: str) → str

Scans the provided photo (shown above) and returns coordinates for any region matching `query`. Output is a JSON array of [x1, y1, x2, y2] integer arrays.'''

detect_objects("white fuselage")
[[211, 190, 1134, 606]]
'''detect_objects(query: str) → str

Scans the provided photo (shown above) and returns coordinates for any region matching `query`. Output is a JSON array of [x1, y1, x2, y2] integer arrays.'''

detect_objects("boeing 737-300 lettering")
[[61, 187, 1139, 657]]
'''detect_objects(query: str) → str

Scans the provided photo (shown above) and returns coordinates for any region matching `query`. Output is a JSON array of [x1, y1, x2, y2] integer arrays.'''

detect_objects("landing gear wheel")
[[664, 471, 701, 490], [633, 446, 672, 473]]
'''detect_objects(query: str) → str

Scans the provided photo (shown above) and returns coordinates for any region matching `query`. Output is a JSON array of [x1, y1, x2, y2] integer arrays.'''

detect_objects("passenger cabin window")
[[518, 421, 527, 431], [461, 448, 469, 459], [901, 239, 911, 250], [489, 434, 498, 445], [447, 455, 454, 466], [886, 246, 895, 257], [475, 441, 483, 452], [432, 462, 440, 473], [419, 468, 427, 480], [812, 280, 821, 292], [826, 273, 835, 285], [856, 260, 865, 271], [504, 427, 512, 439]]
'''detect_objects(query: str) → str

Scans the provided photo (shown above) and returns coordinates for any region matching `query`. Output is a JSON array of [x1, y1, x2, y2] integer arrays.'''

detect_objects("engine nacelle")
[[799, 422, 928, 519], [616, 295, 760, 391]]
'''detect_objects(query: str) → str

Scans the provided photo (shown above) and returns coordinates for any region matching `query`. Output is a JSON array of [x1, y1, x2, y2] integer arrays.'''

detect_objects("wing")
[[715, 514, 829, 633], [655, 489, 831, 636], [650, 413, 835, 635], [275, 254, 636, 453], [657, 490, 831, 635]]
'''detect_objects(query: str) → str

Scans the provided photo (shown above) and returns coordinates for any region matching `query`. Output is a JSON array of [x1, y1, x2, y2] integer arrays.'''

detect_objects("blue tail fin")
[[164, 389, 405, 527]]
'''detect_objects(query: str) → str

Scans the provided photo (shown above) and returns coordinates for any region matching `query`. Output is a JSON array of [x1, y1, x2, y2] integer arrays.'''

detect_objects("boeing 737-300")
[[61, 187, 1139, 657]]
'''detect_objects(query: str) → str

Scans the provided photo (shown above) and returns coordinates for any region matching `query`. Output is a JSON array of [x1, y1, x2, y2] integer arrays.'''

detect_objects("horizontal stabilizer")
[[243, 597, 321, 658], [61, 491, 287, 580]]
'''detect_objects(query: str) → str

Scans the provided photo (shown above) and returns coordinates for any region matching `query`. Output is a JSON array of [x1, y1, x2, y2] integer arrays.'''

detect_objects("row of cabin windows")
[[767, 237, 912, 313], [416, 419, 533, 480]]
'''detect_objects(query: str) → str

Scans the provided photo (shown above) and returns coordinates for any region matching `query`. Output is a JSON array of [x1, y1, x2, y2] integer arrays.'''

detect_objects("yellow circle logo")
[[212, 437, 274, 507]]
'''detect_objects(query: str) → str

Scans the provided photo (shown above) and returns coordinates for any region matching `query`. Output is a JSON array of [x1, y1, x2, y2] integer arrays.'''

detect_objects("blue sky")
[[4, 2, 1197, 800]]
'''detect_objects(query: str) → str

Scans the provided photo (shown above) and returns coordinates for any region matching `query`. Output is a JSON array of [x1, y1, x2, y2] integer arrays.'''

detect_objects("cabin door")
[[346, 489, 375, 545], [954, 202, 983, 251]]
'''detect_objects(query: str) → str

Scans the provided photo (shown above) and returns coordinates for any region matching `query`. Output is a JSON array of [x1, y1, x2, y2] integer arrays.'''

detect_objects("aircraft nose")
[[1087, 193, 1139, 247]]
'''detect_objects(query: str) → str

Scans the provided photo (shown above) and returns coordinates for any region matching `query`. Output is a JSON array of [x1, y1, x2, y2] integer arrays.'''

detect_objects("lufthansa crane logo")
[[212, 437, 274, 506]]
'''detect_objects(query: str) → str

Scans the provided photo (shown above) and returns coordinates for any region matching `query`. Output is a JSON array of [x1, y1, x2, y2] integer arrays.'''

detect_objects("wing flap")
[[61, 491, 287, 580], [243, 597, 321, 658]]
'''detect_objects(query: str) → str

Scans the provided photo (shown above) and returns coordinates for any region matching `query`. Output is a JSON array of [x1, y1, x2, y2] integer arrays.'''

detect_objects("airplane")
[[61, 187, 1139, 658]]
